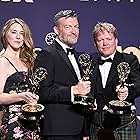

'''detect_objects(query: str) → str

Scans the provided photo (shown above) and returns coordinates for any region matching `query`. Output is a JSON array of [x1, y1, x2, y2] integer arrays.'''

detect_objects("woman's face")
[[6, 23, 24, 50]]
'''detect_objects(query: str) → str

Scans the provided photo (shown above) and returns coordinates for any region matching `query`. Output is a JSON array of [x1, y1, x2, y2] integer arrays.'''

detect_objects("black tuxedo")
[[92, 51, 140, 109], [90, 51, 140, 140], [35, 41, 88, 137]]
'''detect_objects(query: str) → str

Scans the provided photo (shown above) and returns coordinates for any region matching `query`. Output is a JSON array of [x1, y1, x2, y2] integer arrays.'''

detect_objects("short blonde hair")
[[92, 22, 118, 43]]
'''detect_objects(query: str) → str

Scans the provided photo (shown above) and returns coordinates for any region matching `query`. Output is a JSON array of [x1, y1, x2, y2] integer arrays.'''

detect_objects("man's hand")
[[83, 136, 90, 140], [116, 85, 128, 101], [73, 80, 91, 96]]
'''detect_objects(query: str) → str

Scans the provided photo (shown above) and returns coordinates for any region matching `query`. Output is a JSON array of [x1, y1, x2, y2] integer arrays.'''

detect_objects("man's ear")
[[53, 26, 59, 35]]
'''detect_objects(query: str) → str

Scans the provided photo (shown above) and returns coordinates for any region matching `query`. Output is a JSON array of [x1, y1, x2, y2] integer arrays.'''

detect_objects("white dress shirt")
[[99, 52, 115, 88], [99, 52, 116, 110]]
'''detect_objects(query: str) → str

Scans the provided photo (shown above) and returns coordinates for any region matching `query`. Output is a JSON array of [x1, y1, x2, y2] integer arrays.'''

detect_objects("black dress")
[[0, 57, 40, 140]]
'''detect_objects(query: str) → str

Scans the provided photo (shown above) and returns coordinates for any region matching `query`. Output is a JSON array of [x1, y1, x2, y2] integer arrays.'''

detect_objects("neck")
[[3, 48, 20, 59]]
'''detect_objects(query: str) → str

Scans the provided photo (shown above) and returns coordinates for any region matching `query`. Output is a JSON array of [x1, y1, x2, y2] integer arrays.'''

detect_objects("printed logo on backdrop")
[[79, 0, 135, 3], [45, 32, 56, 45], [44, 32, 140, 63], [0, 0, 33, 3]]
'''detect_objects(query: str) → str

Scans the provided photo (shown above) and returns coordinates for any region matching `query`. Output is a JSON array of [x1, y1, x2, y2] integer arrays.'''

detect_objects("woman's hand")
[[20, 92, 39, 104], [28, 93, 39, 105]]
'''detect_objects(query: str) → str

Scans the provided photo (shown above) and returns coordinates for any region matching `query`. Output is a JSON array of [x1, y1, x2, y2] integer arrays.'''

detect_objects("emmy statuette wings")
[[117, 62, 131, 87], [78, 53, 93, 81], [30, 67, 48, 93]]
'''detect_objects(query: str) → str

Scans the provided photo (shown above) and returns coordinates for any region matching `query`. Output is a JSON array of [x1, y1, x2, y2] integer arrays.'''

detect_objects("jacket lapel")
[[105, 51, 123, 87], [54, 42, 79, 79]]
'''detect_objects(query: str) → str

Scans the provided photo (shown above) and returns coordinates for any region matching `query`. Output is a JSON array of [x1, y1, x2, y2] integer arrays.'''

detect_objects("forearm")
[[126, 55, 140, 100], [127, 83, 140, 101], [0, 93, 23, 104]]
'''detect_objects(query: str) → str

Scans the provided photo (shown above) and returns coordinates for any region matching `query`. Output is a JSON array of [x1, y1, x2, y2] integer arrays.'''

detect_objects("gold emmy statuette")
[[109, 62, 132, 114], [21, 67, 47, 120], [73, 53, 95, 108]]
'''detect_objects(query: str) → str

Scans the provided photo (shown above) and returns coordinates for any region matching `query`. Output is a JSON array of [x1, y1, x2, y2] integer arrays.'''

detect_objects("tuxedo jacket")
[[92, 51, 140, 110], [35, 41, 88, 136]]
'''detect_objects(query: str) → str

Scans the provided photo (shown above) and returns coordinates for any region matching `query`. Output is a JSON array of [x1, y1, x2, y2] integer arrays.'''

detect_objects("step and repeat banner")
[[0, 0, 140, 138], [0, 0, 140, 53]]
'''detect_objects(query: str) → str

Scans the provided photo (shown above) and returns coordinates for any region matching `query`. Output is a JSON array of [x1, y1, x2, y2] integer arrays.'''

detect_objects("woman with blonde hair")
[[0, 18, 40, 139]]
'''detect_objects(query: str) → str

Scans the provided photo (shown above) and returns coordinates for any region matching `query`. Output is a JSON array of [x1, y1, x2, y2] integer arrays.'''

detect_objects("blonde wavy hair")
[[1, 18, 35, 74]]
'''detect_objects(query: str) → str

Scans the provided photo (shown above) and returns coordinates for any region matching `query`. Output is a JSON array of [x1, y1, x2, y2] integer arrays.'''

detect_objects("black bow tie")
[[66, 48, 75, 55], [98, 58, 113, 65]]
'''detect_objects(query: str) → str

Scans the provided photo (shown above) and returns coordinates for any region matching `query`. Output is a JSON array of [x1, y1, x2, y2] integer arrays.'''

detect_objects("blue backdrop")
[[0, 0, 140, 139], [0, 0, 140, 52]]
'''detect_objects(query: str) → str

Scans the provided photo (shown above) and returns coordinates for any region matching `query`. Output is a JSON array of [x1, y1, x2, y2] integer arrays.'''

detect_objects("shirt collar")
[[55, 38, 72, 53], [101, 50, 116, 60]]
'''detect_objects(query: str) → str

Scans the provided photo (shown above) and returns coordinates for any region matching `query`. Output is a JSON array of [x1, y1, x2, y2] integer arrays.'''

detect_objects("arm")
[[34, 50, 71, 104], [0, 57, 38, 105], [35, 50, 90, 104], [116, 54, 140, 101], [127, 55, 140, 100], [0, 92, 38, 105]]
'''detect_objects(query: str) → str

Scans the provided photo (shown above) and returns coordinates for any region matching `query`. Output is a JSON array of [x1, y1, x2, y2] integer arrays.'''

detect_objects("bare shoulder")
[[0, 56, 10, 72], [0, 56, 11, 91]]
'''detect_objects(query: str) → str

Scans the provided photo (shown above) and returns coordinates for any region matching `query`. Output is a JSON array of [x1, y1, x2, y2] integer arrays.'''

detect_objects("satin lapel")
[[105, 51, 123, 87], [95, 62, 104, 88], [93, 63, 99, 83], [92, 62, 104, 100], [73, 51, 82, 75], [55, 43, 78, 79]]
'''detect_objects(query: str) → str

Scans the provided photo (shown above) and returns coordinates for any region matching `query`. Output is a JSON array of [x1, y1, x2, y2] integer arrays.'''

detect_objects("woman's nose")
[[16, 33, 21, 39]]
